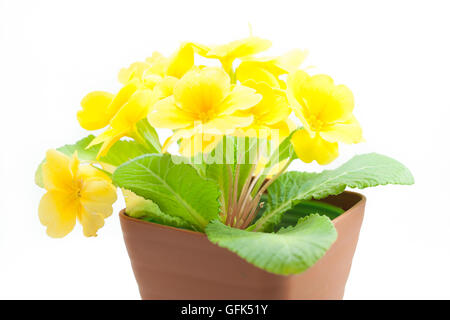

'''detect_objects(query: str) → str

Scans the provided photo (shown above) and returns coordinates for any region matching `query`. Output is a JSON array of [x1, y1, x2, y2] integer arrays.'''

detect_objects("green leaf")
[[252, 196, 345, 231], [253, 153, 414, 231], [133, 118, 162, 153], [206, 214, 337, 275], [249, 171, 316, 231], [123, 190, 193, 230], [274, 200, 344, 231], [100, 140, 151, 167], [112, 154, 221, 230], [35, 135, 149, 188]]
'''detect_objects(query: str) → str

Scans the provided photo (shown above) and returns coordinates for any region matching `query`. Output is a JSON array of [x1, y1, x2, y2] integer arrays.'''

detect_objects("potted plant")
[[35, 36, 414, 299]]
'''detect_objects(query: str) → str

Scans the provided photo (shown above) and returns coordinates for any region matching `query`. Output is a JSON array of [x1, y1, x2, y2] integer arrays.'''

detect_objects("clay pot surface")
[[119, 191, 366, 300]]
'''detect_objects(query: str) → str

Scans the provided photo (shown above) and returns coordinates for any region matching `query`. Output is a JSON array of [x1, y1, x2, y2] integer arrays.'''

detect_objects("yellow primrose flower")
[[118, 61, 152, 86], [290, 129, 339, 165], [235, 80, 292, 138], [88, 89, 158, 158], [196, 36, 272, 73], [38, 150, 117, 238], [236, 49, 308, 89], [118, 43, 195, 89], [148, 67, 262, 151], [287, 70, 362, 164], [77, 81, 140, 131]]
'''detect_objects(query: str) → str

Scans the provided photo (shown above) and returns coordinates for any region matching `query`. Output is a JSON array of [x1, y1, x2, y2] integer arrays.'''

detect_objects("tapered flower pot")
[[119, 191, 366, 300]]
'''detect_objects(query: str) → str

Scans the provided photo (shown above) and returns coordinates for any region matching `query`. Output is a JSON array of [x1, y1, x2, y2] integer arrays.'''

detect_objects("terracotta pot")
[[119, 191, 366, 300]]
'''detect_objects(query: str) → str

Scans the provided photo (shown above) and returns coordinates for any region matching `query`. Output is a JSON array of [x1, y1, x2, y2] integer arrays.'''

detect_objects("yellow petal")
[[236, 61, 281, 88], [287, 69, 310, 129], [79, 209, 106, 237], [323, 84, 355, 122], [149, 96, 196, 129], [240, 49, 308, 76], [203, 114, 254, 133], [272, 49, 308, 74], [118, 61, 150, 85], [88, 127, 128, 158], [287, 69, 311, 110], [166, 43, 195, 78], [80, 178, 117, 218], [241, 80, 290, 125], [42, 150, 74, 191], [267, 119, 295, 138], [320, 115, 363, 144], [153, 76, 178, 99], [38, 191, 77, 238], [306, 77, 354, 123], [188, 42, 211, 57], [106, 82, 139, 117], [142, 73, 163, 89], [207, 36, 272, 60], [77, 91, 114, 130], [161, 128, 192, 152], [145, 51, 169, 76], [217, 85, 261, 115], [291, 129, 339, 165], [69, 151, 80, 179], [78, 164, 112, 182], [110, 89, 156, 131]]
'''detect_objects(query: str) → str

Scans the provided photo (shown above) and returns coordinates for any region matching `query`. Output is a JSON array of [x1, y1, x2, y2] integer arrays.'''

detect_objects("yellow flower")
[[236, 80, 292, 139], [118, 43, 195, 93], [77, 81, 140, 131], [287, 70, 362, 164], [148, 67, 262, 151], [236, 49, 308, 89], [290, 129, 338, 165], [78, 44, 195, 158], [88, 89, 158, 158], [38, 150, 117, 238], [118, 61, 153, 85], [196, 36, 272, 73]]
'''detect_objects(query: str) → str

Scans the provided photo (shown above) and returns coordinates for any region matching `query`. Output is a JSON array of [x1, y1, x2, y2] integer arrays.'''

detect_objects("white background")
[[1, 0, 449, 299]]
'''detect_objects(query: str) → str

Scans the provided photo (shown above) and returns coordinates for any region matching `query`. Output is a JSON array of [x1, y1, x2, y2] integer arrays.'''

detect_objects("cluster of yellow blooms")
[[39, 36, 362, 237]]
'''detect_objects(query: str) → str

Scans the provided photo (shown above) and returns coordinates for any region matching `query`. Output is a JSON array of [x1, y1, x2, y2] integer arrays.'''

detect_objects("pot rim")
[[119, 191, 366, 237]]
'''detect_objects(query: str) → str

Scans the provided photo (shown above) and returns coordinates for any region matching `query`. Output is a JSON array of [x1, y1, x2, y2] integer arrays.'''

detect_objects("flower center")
[[75, 179, 83, 199], [197, 110, 216, 123], [307, 114, 325, 132]]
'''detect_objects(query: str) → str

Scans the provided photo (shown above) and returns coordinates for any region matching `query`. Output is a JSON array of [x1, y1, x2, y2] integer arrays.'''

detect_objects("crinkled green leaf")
[[253, 197, 345, 232], [124, 190, 193, 230], [253, 153, 414, 231], [35, 135, 149, 188], [206, 214, 337, 275], [112, 154, 221, 231]]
